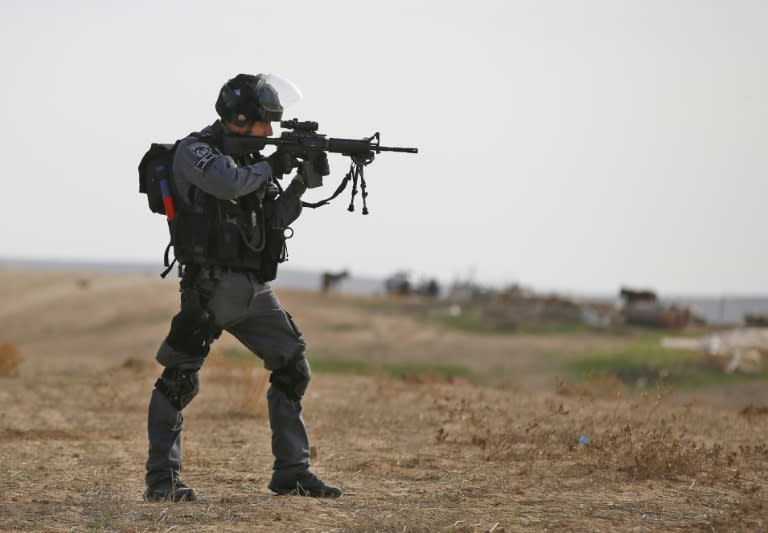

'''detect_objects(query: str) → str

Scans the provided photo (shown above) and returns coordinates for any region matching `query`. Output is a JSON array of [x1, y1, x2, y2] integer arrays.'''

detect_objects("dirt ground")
[[1, 269, 767, 532]]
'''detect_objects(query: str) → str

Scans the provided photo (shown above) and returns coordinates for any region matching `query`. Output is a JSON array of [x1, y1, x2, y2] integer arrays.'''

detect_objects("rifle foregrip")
[[327, 137, 417, 154], [327, 138, 370, 155], [302, 161, 324, 189]]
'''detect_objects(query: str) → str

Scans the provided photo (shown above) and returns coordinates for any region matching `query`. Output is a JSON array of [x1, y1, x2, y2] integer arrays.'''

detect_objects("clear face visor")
[[256, 74, 303, 122]]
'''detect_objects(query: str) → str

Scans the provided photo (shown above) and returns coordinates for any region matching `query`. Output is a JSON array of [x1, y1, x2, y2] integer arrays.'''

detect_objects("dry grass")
[[3, 369, 767, 532], [0, 340, 22, 376], [436, 383, 767, 489], [205, 348, 269, 417], [2, 270, 768, 532], [590, 421, 729, 480]]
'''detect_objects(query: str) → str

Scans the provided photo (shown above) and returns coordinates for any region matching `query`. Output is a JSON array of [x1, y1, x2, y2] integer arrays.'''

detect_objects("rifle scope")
[[281, 119, 318, 132]]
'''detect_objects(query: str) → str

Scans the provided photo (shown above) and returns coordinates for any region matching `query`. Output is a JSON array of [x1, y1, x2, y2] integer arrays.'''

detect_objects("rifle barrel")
[[377, 146, 418, 153]]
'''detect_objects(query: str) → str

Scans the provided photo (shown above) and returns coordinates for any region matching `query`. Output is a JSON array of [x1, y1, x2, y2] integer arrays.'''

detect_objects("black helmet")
[[215, 73, 285, 126]]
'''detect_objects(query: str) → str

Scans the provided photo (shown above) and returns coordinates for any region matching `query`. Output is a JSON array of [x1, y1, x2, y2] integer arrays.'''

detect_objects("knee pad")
[[155, 367, 200, 410], [270, 356, 311, 401]]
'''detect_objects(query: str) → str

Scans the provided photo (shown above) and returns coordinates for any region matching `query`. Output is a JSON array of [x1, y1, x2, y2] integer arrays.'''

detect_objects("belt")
[[182, 264, 258, 279]]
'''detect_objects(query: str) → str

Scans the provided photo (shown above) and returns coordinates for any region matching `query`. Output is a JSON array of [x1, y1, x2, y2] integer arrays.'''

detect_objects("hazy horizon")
[[5, 255, 768, 300]]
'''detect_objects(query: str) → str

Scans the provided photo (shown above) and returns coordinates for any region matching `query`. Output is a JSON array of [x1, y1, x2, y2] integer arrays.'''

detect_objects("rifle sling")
[[300, 166, 354, 209]]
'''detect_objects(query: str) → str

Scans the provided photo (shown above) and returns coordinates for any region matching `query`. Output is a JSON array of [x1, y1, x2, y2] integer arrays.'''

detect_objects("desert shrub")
[[589, 421, 727, 480], [437, 385, 741, 483], [0, 341, 22, 376]]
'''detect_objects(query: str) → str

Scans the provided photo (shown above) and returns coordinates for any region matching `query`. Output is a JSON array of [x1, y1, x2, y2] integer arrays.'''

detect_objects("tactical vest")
[[140, 123, 287, 281]]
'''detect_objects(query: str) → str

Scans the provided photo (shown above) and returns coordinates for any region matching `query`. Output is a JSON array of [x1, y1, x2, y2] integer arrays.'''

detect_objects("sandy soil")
[[0, 269, 766, 532]]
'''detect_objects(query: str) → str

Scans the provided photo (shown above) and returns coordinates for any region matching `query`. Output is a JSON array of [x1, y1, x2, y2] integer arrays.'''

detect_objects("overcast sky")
[[1, 0, 766, 295]]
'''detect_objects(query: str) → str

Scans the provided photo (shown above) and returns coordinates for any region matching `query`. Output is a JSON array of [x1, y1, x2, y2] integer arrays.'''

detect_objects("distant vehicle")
[[384, 271, 414, 295]]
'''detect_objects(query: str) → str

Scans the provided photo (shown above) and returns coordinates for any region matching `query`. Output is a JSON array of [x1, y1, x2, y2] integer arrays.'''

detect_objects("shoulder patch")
[[195, 153, 216, 171], [187, 141, 216, 171], [188, 142, 213, 158]]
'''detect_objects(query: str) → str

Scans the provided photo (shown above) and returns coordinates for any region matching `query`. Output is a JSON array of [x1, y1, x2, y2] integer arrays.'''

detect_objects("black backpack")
[[138, 142, 183, 277], [138, 142, 179, 218]]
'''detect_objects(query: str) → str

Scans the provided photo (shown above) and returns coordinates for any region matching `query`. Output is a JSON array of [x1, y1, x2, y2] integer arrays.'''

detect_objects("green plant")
[[565, 338, 768, 389]]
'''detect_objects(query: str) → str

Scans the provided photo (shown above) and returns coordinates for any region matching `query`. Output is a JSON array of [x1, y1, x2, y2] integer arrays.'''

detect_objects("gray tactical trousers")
[[146, 269, 311, 489]]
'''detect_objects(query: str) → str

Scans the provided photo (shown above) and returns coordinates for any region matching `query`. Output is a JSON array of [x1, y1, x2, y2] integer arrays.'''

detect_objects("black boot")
[[268, 470, 342, 498], [144, 479, 197, 502]]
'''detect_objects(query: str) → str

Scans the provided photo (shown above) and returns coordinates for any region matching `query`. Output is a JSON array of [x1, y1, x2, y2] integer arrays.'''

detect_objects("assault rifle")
[[221, 119, 418, 214]]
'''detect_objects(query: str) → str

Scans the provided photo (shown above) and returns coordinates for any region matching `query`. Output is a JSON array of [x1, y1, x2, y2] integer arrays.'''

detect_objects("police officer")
[[144, 73, 341, 501]]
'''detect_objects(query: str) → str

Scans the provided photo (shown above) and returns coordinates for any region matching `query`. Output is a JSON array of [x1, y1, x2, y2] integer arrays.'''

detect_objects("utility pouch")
[[172, 213, 210, 264], [256, 226, 290, 283], [216, 222, 241, 263]]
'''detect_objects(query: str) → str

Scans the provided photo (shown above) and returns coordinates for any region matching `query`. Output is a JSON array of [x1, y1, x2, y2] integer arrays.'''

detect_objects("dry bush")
[[576, 388, 742, 481], [553, 379, 730, 480], [0, 341, 22, 376], [437, 396, 574, 464], [469, 430, 516, 461], [206, 349, 269, 417], [739, 404, 768, 417], [436, 385, 752, 484], [462, 409, 733, 481], [587, 421, 728, 480]]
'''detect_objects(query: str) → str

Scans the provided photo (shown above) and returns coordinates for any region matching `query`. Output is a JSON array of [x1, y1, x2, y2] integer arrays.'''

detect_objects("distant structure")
[[619, 287, 692, 329], [385, 271, 413, 296], [417, 278, 440, 298], [744, 313, 768, 327], [384, 271, 440, 298], [445, 281, 619, 330], [447, 280, 495, 303], [320, 270, 349, 293]]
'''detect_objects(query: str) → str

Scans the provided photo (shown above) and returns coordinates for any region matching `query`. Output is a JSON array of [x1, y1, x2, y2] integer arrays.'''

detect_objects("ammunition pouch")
[[170, 200, 264, 272], [170, 210, 212, 266], [255, 225, 289, 283]]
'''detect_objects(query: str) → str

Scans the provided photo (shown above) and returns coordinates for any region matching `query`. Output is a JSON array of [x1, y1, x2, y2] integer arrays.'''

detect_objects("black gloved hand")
[[299, 151, 330, 189], [267, 149, 297, 177], [311, 151, 330, 177]]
